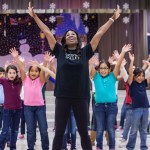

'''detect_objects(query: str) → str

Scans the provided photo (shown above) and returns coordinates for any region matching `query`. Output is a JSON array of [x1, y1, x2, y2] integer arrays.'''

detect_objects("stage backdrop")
[[0, 13, 98, 66]]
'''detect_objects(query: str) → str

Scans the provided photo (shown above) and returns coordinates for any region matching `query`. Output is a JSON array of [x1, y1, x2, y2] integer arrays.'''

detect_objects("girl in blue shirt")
[[126, 52, 150, 150], [90, 44, 131, 150]]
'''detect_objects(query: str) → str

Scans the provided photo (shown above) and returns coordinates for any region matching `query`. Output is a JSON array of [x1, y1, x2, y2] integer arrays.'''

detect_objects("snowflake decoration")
[[84, 14, 88, 21], [85, 26, 89, 33], [49, 3, 56, 9], [2, 3, 8, 10], [123, 3, 129, 10], [83, 1, 90, 9], [49, 16, 56, 23], [51, 29, 56, 35], [123, 16, 130, 24]]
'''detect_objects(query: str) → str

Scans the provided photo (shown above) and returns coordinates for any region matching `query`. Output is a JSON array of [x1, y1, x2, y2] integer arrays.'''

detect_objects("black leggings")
[[52, 97, 92, 150]]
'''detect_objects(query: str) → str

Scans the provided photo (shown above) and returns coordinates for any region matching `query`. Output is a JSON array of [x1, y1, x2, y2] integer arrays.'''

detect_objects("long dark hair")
[[133, 67, 145, 78], [6, 65, 21, 84], [61, 29, 82, 54]]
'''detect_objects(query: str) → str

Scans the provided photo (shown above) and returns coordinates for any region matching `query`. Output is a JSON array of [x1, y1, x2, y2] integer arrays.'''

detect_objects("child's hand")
[[121, 59, 127, 67], [108, 56, 117, 65], [128, 52, 134, 62], [44, 51, 51, 62], [4, 60, 11, 70], [10, 47, 19, 58], [122, 44, 132, 53]]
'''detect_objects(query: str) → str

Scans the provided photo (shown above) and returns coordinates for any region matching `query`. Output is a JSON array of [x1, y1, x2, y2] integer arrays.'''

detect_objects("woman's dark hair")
[[61, 29, 82, 53], [95, 59, 111, 71], [0, 67, 5, 72], [28, 66, 41, 74], [6, 65, 21, 84], [133, 67, 145, 78]]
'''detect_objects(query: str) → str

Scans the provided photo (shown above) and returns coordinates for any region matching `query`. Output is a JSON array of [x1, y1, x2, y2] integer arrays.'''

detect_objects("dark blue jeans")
[[94, 102, 118, 149], [24, 105, 49, 150], [20, 100, 25, 135], [0, 108, 21, 150], [62, 109, 77, 149], [0, 106, 4, 129]]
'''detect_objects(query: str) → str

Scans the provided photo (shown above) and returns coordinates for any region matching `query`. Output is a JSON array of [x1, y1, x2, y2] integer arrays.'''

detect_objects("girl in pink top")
[[10, 48, 49, 150]]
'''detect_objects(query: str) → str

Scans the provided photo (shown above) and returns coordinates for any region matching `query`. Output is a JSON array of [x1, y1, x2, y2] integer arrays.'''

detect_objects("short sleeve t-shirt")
[[129, 80, 149, 108], [0, 78, 22, 110], [52, 42, 94, 99], [94, 72, 117, 103]]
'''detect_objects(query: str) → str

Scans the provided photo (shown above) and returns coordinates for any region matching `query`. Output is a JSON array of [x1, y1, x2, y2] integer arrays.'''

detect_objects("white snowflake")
[[49, 16, 56, 23], [49, 3, 56, 9], [84, 14, 88, 21], [85, 26, 89, 33], [51, 29, 56, 35], [83, 1, 90, 9], [123, 16, 130, 24], [123, 3, 129, 10], [2, 3, 8, 10]]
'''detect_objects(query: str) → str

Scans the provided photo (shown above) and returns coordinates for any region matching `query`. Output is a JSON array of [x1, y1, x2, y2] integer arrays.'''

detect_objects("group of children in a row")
[[89, 44, 150, 150]]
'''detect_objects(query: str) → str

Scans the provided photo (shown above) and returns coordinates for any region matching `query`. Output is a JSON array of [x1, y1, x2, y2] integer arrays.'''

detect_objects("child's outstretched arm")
[[128, 52, 134, 85], [10, 47, 26, 81]]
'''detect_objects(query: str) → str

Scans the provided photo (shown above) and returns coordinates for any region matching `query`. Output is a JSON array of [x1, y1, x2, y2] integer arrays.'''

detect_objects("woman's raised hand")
[[28, 2, 36, 18]]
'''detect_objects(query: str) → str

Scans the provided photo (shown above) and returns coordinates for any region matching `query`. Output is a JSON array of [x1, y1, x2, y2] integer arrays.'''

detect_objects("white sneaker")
[[118, 138, 127, 148]]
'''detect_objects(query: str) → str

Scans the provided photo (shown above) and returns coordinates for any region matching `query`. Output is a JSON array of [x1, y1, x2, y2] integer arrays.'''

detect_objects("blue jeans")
[[126, 108, 149, 150], [20, 101, 25, 135], [0, 106, 4, 129], [0, 109, 21, 150], [62, 109, 76, 149], [24, 105, 49, 150], [122, 105, 132, 140], [120, 100, 127, 128], [94, 102, 118, 149]]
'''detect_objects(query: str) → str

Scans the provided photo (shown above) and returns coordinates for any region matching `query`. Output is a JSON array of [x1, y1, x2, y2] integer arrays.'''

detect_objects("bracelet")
[[109, 18, 114, 22]]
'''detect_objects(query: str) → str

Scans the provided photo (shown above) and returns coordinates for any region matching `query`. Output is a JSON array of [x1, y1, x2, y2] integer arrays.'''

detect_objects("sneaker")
[[18, 134, 25, 139], [118, 138, 127, 148]]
